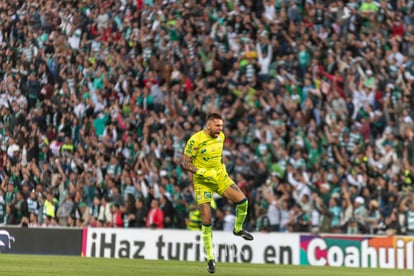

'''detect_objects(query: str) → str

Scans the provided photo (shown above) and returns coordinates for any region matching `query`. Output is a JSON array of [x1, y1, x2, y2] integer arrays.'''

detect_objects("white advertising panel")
[[83, 228, 300, 265]]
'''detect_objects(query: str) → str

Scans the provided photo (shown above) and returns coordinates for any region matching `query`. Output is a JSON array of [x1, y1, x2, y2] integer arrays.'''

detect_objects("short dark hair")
[[207, 113, 222, 121]]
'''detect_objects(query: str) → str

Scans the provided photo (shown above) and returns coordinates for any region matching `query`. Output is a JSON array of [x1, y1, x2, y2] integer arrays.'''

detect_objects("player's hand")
[[196, 168, 217, 182]]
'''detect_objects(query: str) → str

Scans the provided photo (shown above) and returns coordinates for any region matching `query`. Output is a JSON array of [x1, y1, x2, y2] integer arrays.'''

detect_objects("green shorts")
[[193, 167, 234, 205]]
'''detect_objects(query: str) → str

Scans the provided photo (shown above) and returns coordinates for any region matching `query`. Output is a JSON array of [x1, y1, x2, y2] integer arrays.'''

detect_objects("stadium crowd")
[[0, 0, 414, 236]]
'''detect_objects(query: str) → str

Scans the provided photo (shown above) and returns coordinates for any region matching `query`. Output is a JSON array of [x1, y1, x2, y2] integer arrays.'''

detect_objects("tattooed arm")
[[181, 154, 198, 174]]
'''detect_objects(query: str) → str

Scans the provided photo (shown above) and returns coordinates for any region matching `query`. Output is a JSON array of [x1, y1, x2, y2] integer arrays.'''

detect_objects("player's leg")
[[218, 172, 253, 241], [194, 181, 216, 273], [199, 203, 216, 273]]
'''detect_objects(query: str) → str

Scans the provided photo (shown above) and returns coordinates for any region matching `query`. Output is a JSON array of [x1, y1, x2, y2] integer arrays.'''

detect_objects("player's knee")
[[235, 198, 248, 214], [199, 202, 213, 224]]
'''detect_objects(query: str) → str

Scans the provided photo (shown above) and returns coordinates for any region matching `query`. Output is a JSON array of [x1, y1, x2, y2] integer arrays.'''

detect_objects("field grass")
[[2, 254, 414, 276]]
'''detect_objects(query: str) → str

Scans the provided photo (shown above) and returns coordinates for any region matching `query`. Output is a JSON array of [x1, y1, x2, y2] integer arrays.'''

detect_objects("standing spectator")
[[255, 206, 271, 233], [132, 197, 147, 228], [146, 198, 164, 229], [123, 194, 136, 228], [4, 203, 17, 225], [56, 192, 74, 226], [43, 191, 56, 222], [262, 185, 281, 231], [186, 203, 202, 231], [290, 203, 311, 232], [15, 190, 29, 224], [354, 196, 368, 233], [160, 194, 175, 228], [365, 199, 382, 234], [222, 205, 236, 232], [0, 189, 6, 224]]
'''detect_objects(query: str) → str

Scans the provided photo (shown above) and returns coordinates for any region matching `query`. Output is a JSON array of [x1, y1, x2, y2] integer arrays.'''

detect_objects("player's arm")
[[181, 154, 217, 180], [182, 138, 199, 174], [181, 154, 198, 174]]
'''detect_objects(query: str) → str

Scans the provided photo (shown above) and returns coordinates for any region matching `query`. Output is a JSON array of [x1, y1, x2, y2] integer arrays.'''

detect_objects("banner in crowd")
[[300, 234, 414, 269], [82, 228, 299, 265], [0, 227, 82, 255]]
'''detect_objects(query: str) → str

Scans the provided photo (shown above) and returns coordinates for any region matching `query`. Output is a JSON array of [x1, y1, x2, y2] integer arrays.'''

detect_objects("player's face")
[[207, 119, 223, 138]]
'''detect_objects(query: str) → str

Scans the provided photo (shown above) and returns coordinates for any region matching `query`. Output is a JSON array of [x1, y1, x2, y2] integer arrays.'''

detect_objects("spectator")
[[212, 208, 224, 231], [132, 197, 147, 228], [365, 199, 382, 234], [56, 192, 74, 226], [0, 189, 6, 223], [262, 185, 281, 232], [290, 203, 311, 232], [186, 203, 202, 231], [28, 212, 40, 228], [97, 196, 113, 227], [111, 203, 124, 228], [15, 190, 29, 224], [222, 205, 236, 232], [146, 199, 164, 229], [160, 194, 175, 228], [255, 206, 271, 233], [43, 191, 56, 222], [123, 193, 137, 228], [77, 202, 91, 227], [4, 203, 17, 225]]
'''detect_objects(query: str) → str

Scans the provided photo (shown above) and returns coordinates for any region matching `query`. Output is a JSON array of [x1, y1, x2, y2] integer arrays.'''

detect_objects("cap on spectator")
[[354, 196, 365, 205], [386, 83, 395, 90], [79, 202, 88, 208], [10, 145, 19, 152], [374, 110, 382, 116], [320, 183, 330, 190], [331, 192, 340, 199]]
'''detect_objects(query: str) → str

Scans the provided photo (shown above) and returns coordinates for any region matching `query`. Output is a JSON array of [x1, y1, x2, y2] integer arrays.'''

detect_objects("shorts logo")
[[204, 192, 212, 199]]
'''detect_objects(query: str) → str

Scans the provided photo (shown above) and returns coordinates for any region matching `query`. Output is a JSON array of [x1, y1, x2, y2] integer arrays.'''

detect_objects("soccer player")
[[181, 113, 253, 274]]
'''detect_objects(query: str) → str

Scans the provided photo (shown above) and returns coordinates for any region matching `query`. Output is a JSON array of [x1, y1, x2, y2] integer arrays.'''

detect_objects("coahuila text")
[[307, 238, 414, 268]]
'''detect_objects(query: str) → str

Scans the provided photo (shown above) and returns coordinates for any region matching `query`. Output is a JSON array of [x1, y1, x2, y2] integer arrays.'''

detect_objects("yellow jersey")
[[184, 130, 225, 170]]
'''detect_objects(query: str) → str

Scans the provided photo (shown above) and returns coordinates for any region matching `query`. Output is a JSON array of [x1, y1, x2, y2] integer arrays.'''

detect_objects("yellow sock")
[[202, 224, 214, 260], [234, 198, 248, 232]]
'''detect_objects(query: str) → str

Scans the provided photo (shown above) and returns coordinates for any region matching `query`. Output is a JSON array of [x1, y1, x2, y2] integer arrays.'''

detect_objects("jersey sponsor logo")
[[187, 140, 195, 150], [204, 192, 212, 199]]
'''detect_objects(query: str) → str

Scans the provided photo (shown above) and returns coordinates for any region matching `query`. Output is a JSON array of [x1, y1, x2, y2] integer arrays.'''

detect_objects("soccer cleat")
[[207, 259, 216, 274], [233, 229, 254, 241]]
